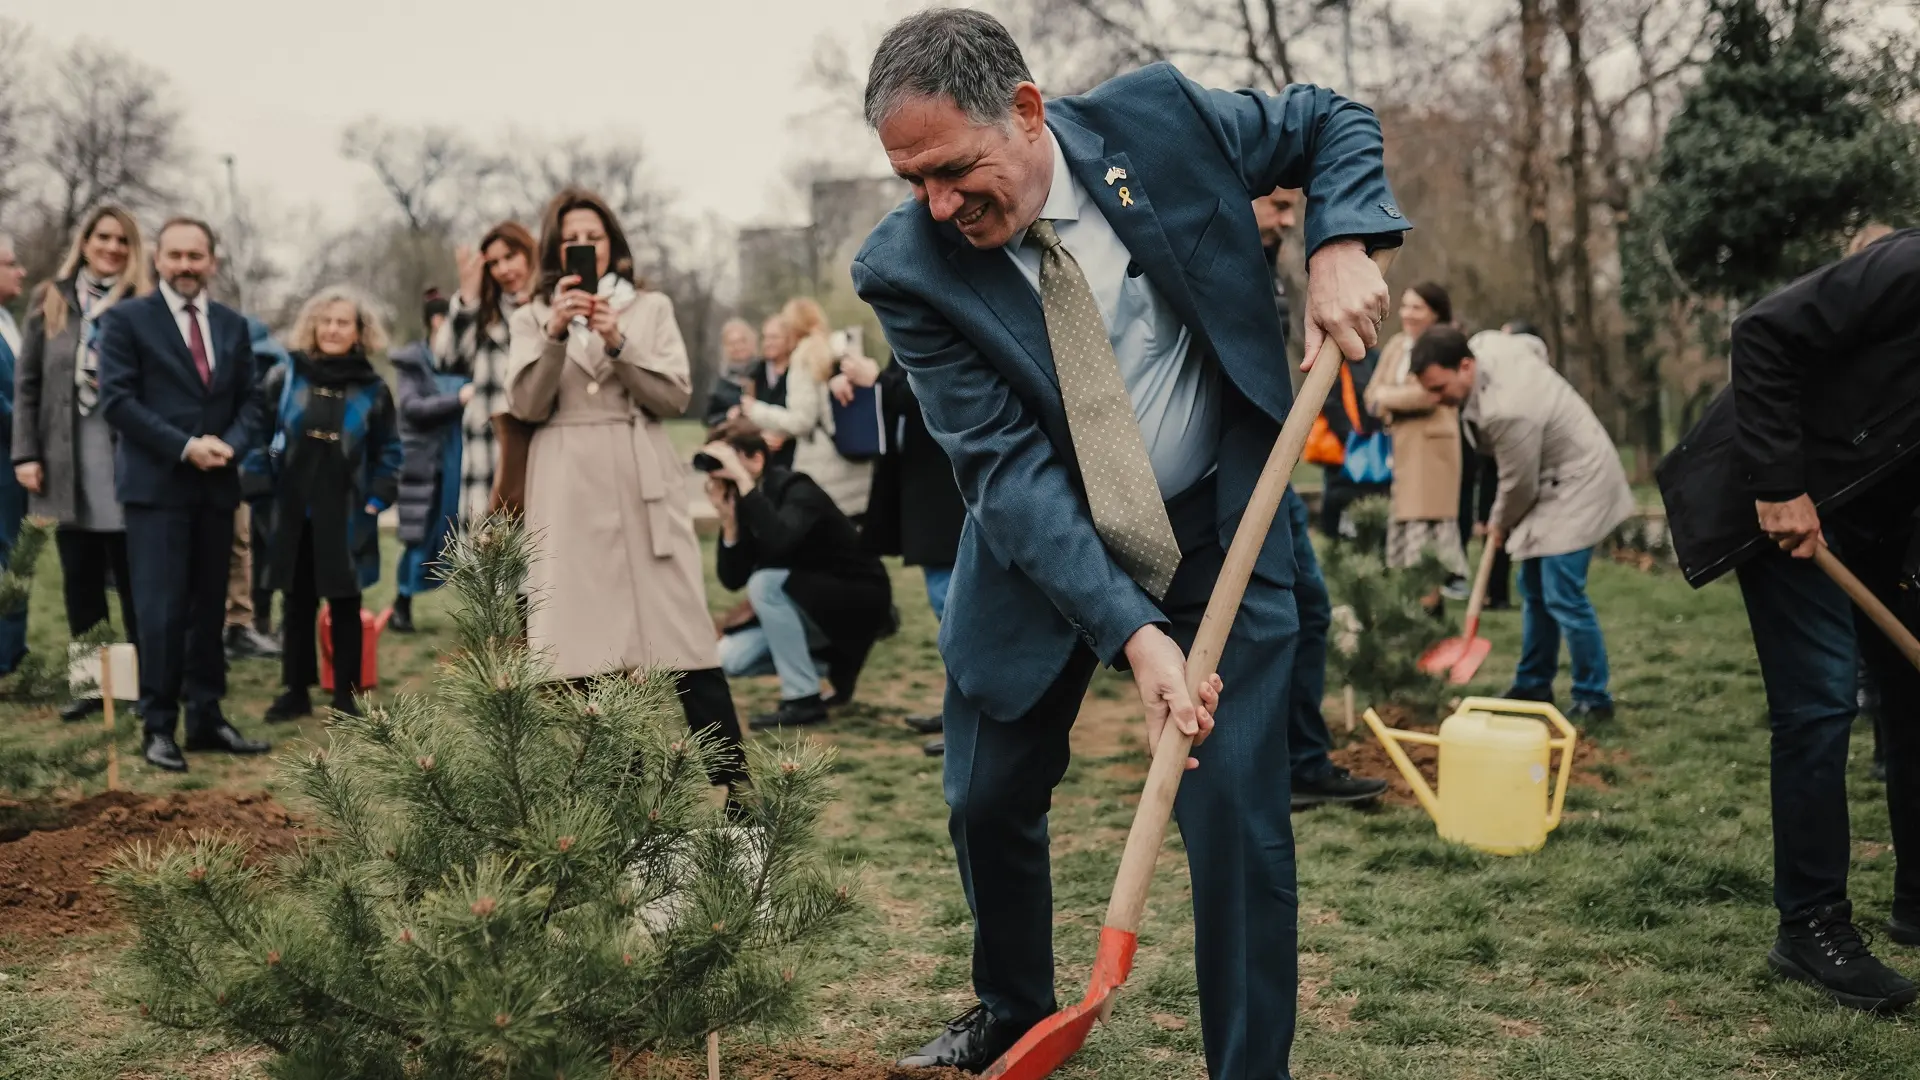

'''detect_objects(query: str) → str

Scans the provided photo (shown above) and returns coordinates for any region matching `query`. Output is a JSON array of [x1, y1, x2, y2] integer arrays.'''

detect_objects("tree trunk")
[[1557, 0, 1608, 420], [1519, 0, 1566, 369]]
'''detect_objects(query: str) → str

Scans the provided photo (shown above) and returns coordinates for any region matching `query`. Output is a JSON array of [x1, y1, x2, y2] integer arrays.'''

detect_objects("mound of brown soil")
[[0, 788, 304, 941], [626, 1046, 968, 1080], [1330, 708, 1618, 809]]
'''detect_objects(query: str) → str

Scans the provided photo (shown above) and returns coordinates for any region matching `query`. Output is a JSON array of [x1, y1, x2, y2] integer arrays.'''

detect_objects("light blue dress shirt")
[[1006, 130, 1221, 498]]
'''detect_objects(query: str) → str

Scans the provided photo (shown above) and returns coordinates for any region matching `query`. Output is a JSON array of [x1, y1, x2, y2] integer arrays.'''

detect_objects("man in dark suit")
[[0, 233, 30, 674], [1661, 228, 1920, 1014], [851, 10, 1406, 1076], [98, 217, 270, 772]]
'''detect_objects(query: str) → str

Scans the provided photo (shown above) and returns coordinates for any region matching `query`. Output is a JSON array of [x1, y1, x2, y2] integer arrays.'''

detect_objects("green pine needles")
[[105, 518, 858, 1080], [1321, 496, 1457, 709]]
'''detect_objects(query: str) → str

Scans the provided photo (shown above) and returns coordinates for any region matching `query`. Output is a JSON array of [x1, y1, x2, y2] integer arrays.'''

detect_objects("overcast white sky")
[[7, 0, 919, 231]]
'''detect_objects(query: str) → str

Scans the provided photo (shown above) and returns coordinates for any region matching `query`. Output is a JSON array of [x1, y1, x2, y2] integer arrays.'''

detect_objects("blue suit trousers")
[[942, 473, 1302, 1080]]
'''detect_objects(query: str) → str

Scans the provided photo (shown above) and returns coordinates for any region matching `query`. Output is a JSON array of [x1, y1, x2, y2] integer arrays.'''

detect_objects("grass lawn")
[[0, 528, 1914, 1079]]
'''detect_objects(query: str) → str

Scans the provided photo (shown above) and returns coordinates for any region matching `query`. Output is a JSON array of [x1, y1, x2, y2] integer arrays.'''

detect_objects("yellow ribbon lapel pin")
[[1118, 186, 1134, 207]]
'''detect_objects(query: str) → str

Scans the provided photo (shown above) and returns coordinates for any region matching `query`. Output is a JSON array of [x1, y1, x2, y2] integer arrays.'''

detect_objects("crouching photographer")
[[700, 420, 891, 729]]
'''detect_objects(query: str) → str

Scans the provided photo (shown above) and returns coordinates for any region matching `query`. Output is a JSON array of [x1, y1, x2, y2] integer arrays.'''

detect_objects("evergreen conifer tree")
[[106, 519, 857, 1079], [1320, 496, 1456, 709], [1641, 0, 1920, 304]]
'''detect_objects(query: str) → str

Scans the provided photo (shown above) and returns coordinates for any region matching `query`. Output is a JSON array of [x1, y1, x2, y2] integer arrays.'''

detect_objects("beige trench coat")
[[506, 290, 719, 679], [1464, 331, 1634, 560], [1364, 332, 1462, 521]]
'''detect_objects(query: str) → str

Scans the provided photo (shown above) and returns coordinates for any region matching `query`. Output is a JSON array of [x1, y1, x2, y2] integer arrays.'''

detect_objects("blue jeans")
[[718, 568, 822, 701], [1284, 489, 1336, 782], [1512, 548, 1612, 708], [0, 478, 27, 674], [923, 566, 953, 621], [396, 543, 434, 598]]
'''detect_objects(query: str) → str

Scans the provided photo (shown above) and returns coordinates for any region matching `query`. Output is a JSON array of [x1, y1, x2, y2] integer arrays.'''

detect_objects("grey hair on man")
[[863, 7, 1034, 129]]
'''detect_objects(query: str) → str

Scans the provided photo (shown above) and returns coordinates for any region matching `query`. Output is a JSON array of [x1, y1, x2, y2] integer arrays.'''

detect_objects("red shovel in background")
[[1419, 536, 1499, 684], [980, 248, 1398, 1080]]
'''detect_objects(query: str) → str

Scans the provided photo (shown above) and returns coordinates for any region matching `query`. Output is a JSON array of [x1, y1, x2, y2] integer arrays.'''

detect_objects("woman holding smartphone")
[[505, 187, 745, 794]]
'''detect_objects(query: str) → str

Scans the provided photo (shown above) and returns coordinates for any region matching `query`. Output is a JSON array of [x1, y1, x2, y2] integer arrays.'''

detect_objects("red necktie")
[[182, 302, 212, 385]]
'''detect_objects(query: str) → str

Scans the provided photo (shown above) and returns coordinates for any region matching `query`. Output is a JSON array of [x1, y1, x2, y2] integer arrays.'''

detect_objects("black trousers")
[[281, 521, 362, 696], [248, 495, 275, 630], [124, 504, 232, 738], [1736, 460, 1920, 920], [563, 668, 746, 789], [54, 527, 139, 642]]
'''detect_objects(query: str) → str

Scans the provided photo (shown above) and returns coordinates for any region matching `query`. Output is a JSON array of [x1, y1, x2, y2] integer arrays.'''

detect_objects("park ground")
[[1, 512, 1916, 1079]]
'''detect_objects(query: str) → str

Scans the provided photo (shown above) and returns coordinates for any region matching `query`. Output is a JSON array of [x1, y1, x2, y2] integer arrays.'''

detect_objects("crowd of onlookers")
[[0, 184, 1640, 779]]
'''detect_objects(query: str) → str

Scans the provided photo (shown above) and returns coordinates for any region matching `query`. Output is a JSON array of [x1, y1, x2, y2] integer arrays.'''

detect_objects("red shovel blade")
[[982, 928, 1139, 1080], [1420, 635, 1492, 685]]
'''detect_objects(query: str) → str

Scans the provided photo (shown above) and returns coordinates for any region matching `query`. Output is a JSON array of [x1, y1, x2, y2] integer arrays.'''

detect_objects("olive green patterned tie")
[[1026, 219, 1182, 600]]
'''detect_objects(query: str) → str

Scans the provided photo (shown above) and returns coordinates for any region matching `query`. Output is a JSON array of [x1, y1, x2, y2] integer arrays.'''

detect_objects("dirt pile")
[[1330, 706, 1618, 809], [0, 788, 304, 941], [626, 1046, 968, 1080]]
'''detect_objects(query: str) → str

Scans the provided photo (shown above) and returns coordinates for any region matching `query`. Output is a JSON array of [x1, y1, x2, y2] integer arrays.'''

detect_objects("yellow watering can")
[[1362, 697, 1579, 856]]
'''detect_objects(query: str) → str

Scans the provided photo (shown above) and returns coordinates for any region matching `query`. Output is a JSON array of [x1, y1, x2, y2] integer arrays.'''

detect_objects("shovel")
[[981, 248, 1397, 1080], [1814, 546, 1920, 674], [1418, 537, 1500, 684]]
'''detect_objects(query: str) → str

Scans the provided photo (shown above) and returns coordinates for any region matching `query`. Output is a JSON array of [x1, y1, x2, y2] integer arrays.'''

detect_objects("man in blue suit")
[[0, 234, 30, 674], [98, 218, 270, 772], [852, 10, 1407, 1077]]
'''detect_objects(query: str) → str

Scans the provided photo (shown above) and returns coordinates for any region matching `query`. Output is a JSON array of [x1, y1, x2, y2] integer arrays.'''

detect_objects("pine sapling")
[[106, 517, 857, 1079]]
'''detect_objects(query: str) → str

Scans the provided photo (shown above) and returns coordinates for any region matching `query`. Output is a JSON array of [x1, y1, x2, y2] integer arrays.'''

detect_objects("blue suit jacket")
[[97, 292, 261, 510], [852, 63, 1409, 720]]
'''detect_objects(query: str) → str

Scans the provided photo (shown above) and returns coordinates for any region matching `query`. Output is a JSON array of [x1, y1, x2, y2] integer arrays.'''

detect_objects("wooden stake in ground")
[[707, 1030, 720, 1080], [1343, 685, 1357, 735], [101, 646, 118, 792]]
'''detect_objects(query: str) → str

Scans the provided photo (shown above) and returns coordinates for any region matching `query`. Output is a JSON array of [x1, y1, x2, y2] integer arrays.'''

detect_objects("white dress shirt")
[[0, 308, 20, 359], [159, 280, 217, 373], [1005, 130, 1220, 498]]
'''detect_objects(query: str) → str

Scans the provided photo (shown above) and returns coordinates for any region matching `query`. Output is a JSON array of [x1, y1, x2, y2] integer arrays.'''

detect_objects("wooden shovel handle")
[[1103, 249, 1398, 934], [1460, 535, 1501, 640], [1814, 546, 1920, 675]]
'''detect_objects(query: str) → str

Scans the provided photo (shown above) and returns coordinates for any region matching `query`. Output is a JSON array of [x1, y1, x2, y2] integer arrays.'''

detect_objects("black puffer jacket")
[[390, 340, 468, 545], [1659, 230, 1920, 586]]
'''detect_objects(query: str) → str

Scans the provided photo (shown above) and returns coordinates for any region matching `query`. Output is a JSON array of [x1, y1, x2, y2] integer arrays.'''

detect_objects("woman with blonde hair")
[[741, 297, 872, 518], [506, 186, 746, 794], [247, 286, 402, 722], [12, 205, 151, 721]]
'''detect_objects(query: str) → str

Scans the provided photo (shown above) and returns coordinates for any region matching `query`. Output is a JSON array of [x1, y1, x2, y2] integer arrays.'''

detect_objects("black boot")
[[263, 689, 312, 724], [896, 1003, 1038, 1071], [330, 689, 363, 719], [1887, 910, 1920, 948], [1768, 901, 1917, 1012], [389, 595, 415, 634], [749, 694, 828, 730]]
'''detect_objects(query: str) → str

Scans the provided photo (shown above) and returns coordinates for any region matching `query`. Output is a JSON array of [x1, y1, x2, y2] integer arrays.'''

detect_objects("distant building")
[[736, 176, 909, 349]]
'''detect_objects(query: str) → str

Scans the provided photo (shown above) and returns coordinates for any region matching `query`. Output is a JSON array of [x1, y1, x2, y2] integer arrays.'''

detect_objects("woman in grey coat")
[[11, 206, 149, 721]]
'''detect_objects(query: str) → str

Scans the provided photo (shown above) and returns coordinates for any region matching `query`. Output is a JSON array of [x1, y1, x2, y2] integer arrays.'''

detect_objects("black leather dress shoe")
[[1888, 911, 1920, 947], [923, 737, 945, 758], [184, 723, 272, 755], [224, 623, 283, 660], [143, 732, 188, 772], [60, 698, 103, 723], [749, 695, 829, 730], [1292, 766, 1388, 809], [263, 690, 313, 724], [905, 713, 944, 734], [896, 1003, 1034, 1072]]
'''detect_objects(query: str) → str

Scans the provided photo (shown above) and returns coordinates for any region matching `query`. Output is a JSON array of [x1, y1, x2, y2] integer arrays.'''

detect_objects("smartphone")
[[691, 452, 724, 473], [563, 243, 597, 293]]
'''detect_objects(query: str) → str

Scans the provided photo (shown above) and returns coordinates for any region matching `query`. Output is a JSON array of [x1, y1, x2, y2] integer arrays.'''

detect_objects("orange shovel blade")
[[982, 928, 1139, 1080], [1420, 635, 1492, 685]]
